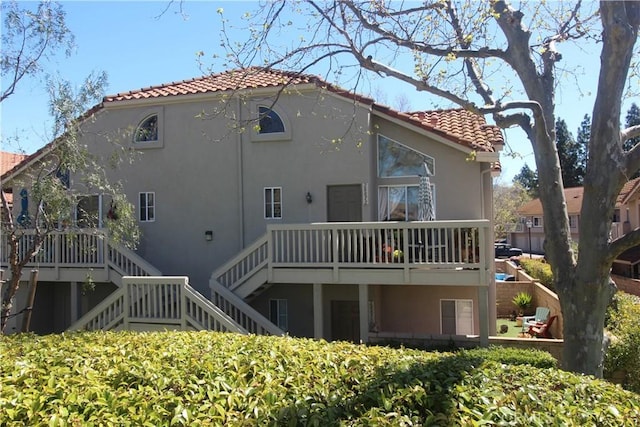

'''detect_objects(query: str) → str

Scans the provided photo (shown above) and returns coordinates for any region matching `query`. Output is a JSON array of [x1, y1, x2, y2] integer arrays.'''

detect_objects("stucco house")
[[510, 179, 640, 276], [1, 68, 502, 344]]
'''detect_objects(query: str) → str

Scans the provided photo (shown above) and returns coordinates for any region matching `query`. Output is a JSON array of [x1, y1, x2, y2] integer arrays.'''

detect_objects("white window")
[[269, 299, 288, 330], [533, 217, 542, 227], [441, 299, 473, 335], [378, 184, 435, 221], [264, 187, 282, 219], [139, 192, 155, 222]]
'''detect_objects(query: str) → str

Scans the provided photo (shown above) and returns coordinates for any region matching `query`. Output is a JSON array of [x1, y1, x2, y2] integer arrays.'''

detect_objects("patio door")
[[331, 300, 360, 342], [327, 185, 362, 222]]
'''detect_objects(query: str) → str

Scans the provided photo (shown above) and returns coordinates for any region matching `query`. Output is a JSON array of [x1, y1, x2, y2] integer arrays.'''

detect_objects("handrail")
[[211, 235, 268, 290], [210, 279, 284, 336], [68, 276, 250, 334], [67, 286, 126, 331], [107, 241, 162, 277]]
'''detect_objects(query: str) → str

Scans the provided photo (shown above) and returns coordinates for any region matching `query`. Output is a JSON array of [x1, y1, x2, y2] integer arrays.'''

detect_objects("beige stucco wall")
[[72, 88, 489, 296], [374, 285, 480, 335]]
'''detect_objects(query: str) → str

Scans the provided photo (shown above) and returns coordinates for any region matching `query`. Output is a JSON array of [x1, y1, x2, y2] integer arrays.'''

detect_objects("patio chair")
[[522, 307, 550, 331], [527, 315, 557, 338]]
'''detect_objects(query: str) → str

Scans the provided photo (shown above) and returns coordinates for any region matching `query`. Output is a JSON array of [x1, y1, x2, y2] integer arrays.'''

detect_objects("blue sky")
[[1, 1, 630, 183]]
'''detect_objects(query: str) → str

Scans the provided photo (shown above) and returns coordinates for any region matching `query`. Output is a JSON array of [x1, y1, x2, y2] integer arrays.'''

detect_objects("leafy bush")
[[1, 332, 638, 425], [512, 291, 532, 314], [520, 258, 555, 291], [605, 292, 640, 394]]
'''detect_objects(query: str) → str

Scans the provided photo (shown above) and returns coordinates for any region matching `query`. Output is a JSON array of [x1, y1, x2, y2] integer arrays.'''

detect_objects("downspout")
[[236, 96, 245, 248], [480, 164, 497, 336]]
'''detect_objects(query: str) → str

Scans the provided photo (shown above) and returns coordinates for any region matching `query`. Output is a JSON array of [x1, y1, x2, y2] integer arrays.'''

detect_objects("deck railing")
[[212, 220, 490, 297], [268, 221, 488, 268], [0, 229, 160, 277], [69, 276, 246, 333]]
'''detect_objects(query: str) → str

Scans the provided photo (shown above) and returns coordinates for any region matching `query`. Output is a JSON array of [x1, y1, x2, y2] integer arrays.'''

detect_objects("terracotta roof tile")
[[518, 186, 584, 216], [1, 151, 28, 174], [4, 68, 504, 181], [103, 67, 502, 152], [616, 176, 640, 206]]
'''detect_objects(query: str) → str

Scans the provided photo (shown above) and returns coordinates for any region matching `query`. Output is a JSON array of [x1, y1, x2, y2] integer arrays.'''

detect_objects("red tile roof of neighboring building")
[[1, 151, 29, 204], [616, 176, 640, 206], [518, 186, 584, 216], [1, 151, 28, 174]]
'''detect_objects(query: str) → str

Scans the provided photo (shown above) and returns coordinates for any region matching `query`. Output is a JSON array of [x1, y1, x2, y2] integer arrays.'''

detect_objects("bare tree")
[[215, 0, 640, 376]]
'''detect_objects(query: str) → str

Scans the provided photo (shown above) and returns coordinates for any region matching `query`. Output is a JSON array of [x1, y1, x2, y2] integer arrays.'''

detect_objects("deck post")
[[313, 283, 323, 339], [478, 285, 489, 346], [70, 282, 79, 323], [358, 284, 368, 343]]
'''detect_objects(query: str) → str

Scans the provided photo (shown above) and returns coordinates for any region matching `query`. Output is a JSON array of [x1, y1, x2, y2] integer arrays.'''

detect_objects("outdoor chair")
[[527, 315, 557, 338], [522, 307, 550, 331]]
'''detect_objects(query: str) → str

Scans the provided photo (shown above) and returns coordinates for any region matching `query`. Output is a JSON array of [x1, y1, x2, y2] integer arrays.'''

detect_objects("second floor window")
[[258, 106, 285, 134], [264, 187, 282, 219], [134, 114, 158, 142], [139, 192, 155, 222]]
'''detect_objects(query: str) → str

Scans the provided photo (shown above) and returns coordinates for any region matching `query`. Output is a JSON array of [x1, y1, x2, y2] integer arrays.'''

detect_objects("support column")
[[478, 286, 489, 347], [313, 283, 323, 339], [70, 282, 79, 323], [358, 284, 368, 343]]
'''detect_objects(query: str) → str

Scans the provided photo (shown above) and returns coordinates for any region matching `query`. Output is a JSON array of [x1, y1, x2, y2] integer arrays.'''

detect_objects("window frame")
[[264, 187, 282, 219], [533, 217, 542, 227], [132, 108, 164, 149], [269, 299, 288, 331], [139, 191, 156, 223], [440, 299, 474, 335], [378, 184, 435, 221], [250, 101, 292, 142], [377, 134, 435, 178]]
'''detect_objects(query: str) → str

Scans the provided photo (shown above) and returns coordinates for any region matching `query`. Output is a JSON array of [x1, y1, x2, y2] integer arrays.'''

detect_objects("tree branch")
[[608, 227, 640, 264]]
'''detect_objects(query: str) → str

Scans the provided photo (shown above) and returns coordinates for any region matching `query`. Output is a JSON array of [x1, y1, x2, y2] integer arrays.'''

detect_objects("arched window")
[[134, 114, 158, 142], [258, 106, 285, 134]]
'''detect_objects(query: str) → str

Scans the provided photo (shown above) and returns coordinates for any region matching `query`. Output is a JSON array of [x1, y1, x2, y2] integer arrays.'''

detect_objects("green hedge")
[[519, 258, 555, 291], [605, 292, 640, 394], [1, 332, 638, 425]]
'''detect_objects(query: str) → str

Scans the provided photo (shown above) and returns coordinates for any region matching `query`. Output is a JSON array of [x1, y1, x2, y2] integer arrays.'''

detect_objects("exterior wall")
[[249, 283, 315, 338], [612, 274, 640, 297], [79, 91, 375, 294], [376, 285, 480, 335], [372, 116, 485, 220]]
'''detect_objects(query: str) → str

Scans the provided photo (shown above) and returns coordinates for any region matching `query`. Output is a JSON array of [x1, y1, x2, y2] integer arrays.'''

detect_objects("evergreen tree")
[[576, 114, 591, 169], [624, 103, 640, 152], [556, 118, 585, 187], [513, 164, 539, 198]]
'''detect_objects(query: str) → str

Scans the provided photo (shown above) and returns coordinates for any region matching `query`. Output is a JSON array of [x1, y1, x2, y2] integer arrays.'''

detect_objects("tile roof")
[[1, 151, 28, 174], [1, 151, 29, 204], [373, 105, 503, 152], [616, 176, 640, 206], [518, 186, 584, 216], [3, 68, 504, 181], [103, 67, 502, 152]]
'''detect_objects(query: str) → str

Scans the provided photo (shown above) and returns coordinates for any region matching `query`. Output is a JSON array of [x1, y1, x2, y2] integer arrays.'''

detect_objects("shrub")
[[1, 332, 638, 425], [512, 291, 532, 314], [520, 258, 555, 291], [605, 291, 640, 394]]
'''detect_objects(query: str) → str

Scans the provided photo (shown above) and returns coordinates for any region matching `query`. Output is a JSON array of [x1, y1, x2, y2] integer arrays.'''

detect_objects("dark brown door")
[[327, 185, 362, 222], [331, 300, 360, 342]]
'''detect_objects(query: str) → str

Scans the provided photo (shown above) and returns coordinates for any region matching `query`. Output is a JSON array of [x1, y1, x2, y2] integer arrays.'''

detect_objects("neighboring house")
[[511, 187, 583, 254], [510, 179, 640, 277], [0, 151, 28, 209], [1, 68, 502, 344]]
